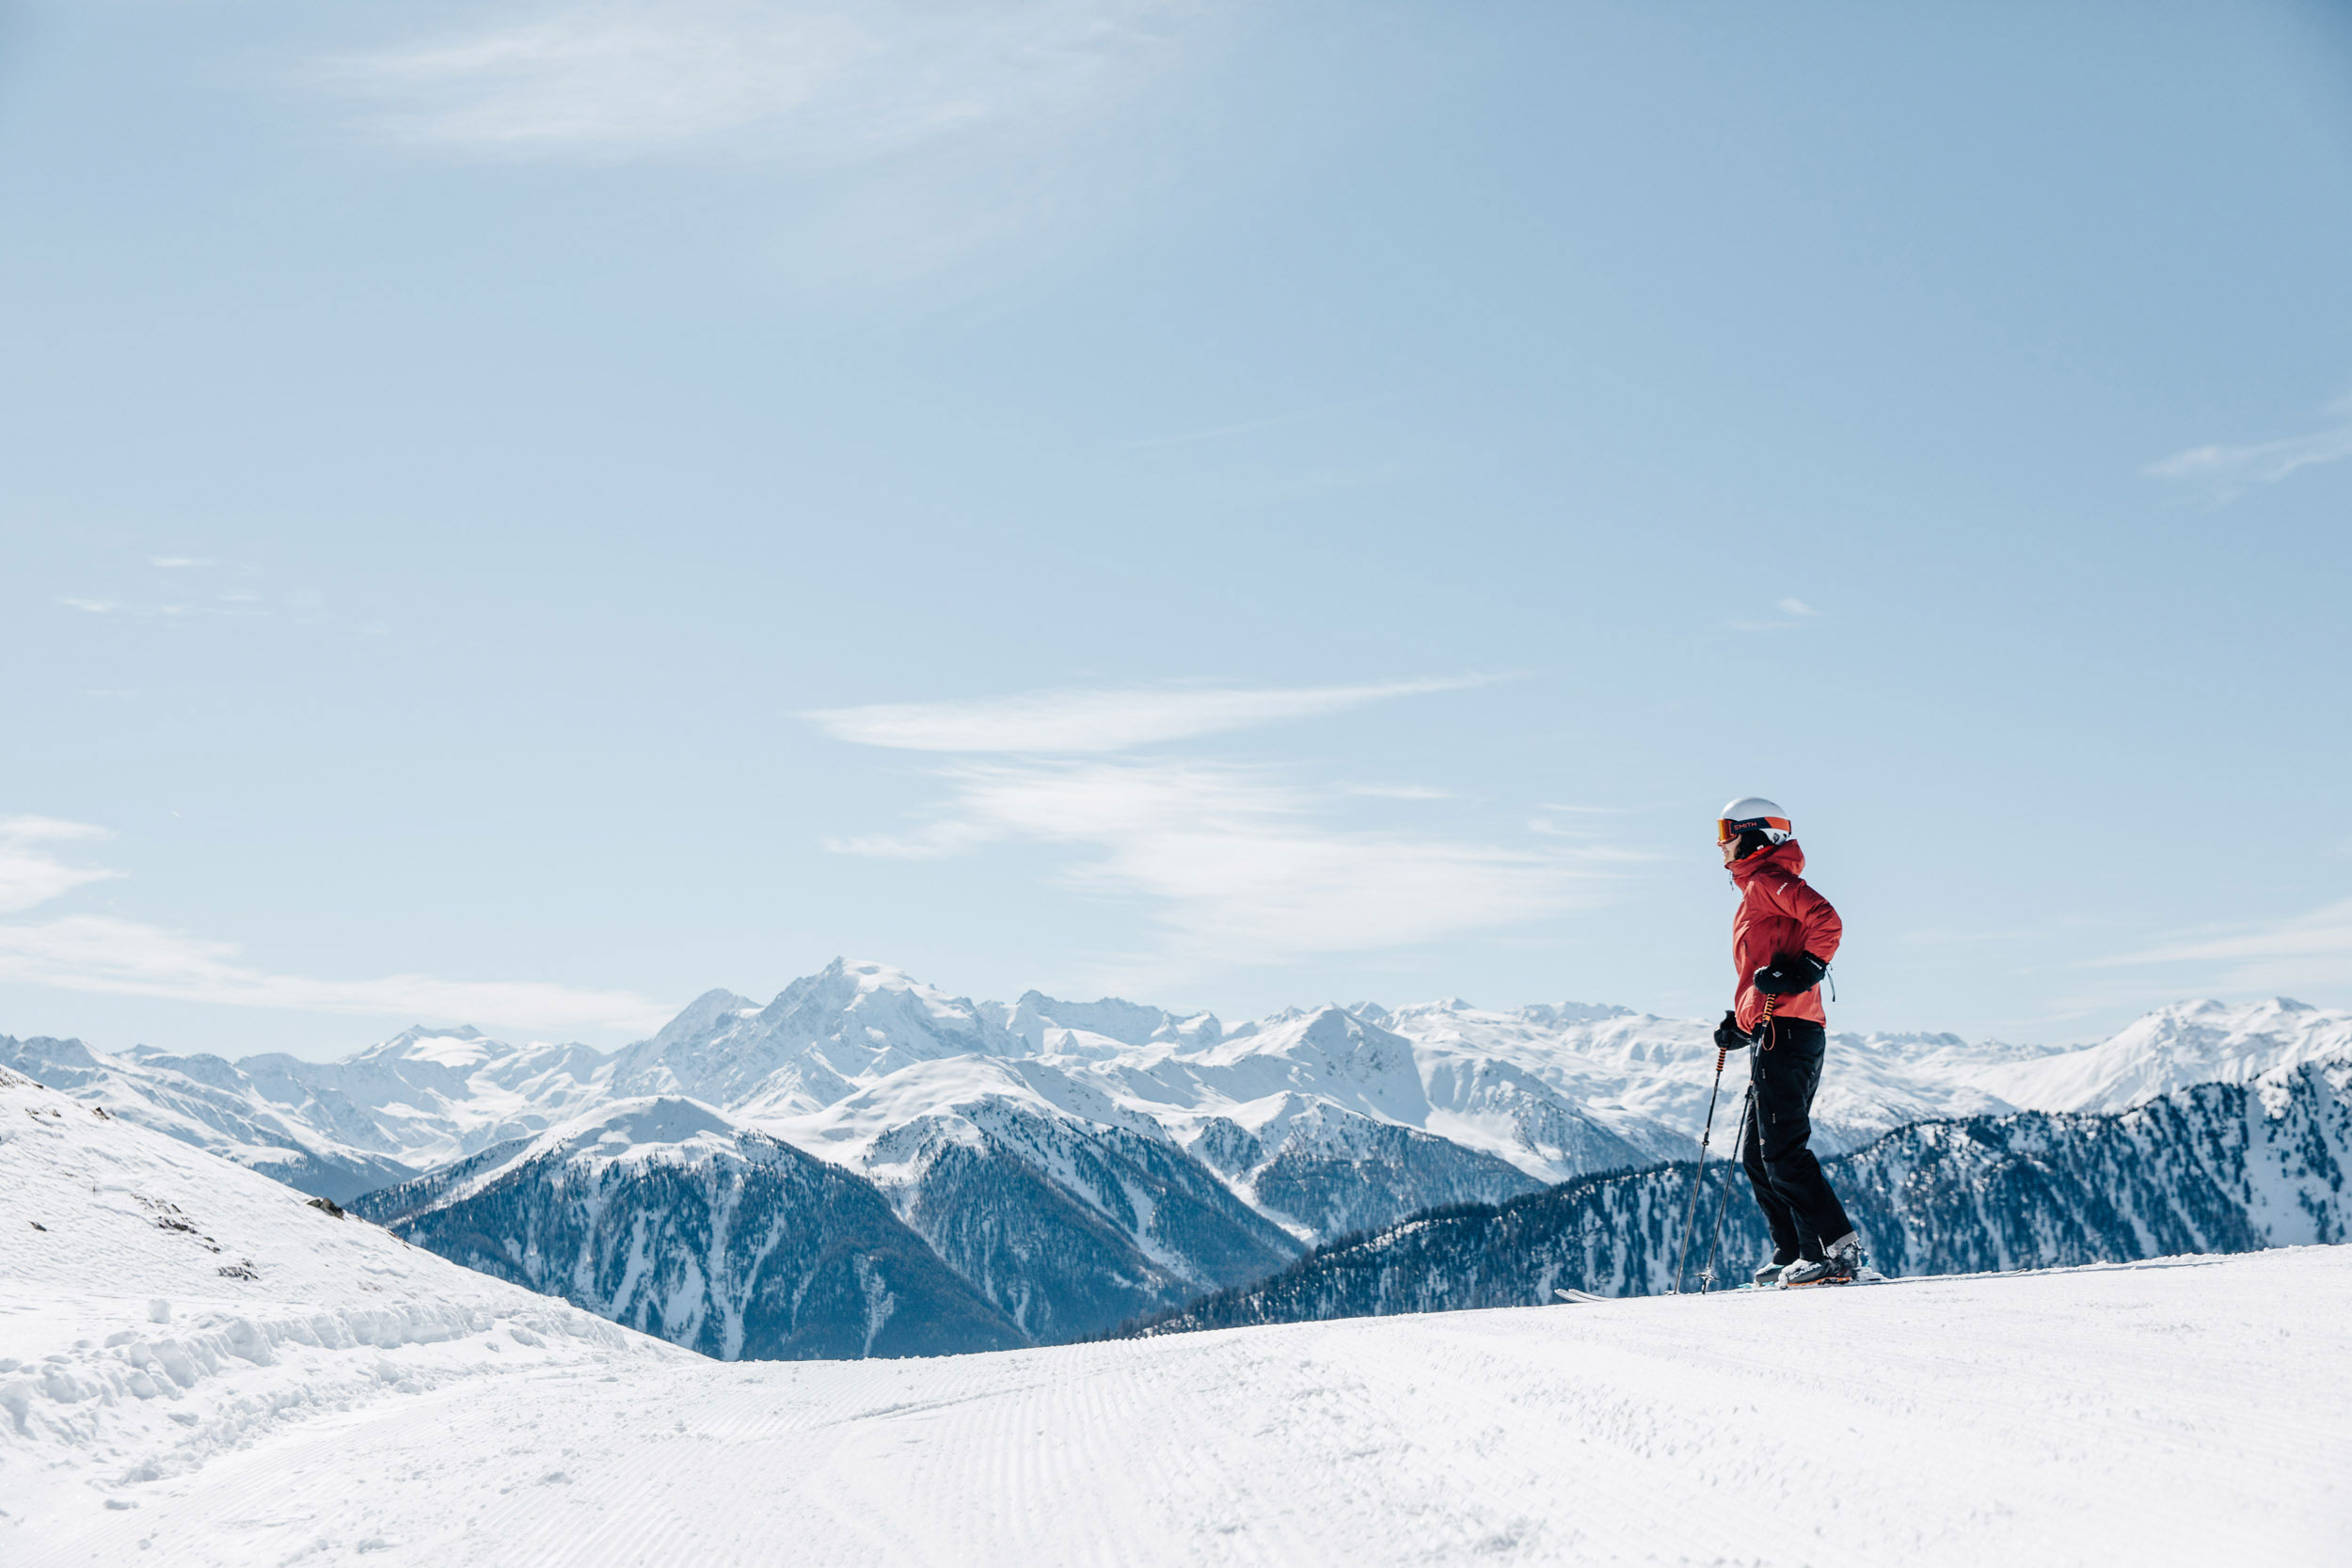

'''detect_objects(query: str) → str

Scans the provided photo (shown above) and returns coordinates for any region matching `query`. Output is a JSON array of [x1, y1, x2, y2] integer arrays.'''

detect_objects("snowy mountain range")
[[1141, 1054, 2352, 1334], [0, 1023, 612, 1201], [9, 962, 2352, 1355]]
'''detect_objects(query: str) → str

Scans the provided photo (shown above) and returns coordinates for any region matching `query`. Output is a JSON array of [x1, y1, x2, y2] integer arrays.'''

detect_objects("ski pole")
[[1697, 995, 1773, 1292], [1697, 1080, 1754, 1293], [1669, 1047, 1727, 1295], [1672, 995, 1772, 1295]]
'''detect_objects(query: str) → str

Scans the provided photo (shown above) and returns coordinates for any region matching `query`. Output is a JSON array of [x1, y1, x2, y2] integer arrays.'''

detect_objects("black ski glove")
[[1712, 1010, 1752, 1051], [1752, 952, 1829, 996]]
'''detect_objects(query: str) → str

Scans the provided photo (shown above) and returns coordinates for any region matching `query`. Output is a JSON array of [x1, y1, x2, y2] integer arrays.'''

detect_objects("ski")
[[1777, 1267, 1888, 1289]]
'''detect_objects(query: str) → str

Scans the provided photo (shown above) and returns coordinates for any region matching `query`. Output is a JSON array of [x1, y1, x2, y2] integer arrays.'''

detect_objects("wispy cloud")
[[0, 816, 666, 1034], [55, 568, 309, 626], [316, 2, 1214, 283], [325, 0, 1199, 162], [1729, 597, 1821, 634], [56, 597, 272, 623], [0, 818, 123, 915], [803, 676, 1492, 753], [0, 917, 670, 1035], [2091, 896, 2352, 992], [1526, 816, 1618, 840], [810, 676, 1603, 967], [829, 757, 1600, 961], [2147, 394, 2352, 499]]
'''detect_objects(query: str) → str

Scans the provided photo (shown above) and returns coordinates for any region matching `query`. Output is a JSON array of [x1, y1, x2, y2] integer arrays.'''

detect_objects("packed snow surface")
[[8, 1069, 2347, 1565]]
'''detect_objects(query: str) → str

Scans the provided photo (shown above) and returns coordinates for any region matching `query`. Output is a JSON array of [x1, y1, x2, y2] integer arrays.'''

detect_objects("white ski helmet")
[[1716, 797, 1793, 847]]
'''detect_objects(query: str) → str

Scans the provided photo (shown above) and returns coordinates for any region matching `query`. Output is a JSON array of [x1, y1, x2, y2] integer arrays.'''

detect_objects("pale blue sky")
[[6, 1, 2351, 1057]]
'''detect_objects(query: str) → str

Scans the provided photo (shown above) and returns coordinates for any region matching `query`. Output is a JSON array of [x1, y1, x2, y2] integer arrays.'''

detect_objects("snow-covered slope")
[[0, 1034, 416, 1202], [352, 1097, 1025, 1359], [8, 1105, 2345, 1568], [993, 989, 1224, 1053], [1962, 995, 2352, 1112], [0, 1064, 681, 1551]]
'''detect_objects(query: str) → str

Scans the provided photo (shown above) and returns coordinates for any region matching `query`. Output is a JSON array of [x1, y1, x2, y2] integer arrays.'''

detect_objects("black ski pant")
[[1740, 1018, 1854, 1263]]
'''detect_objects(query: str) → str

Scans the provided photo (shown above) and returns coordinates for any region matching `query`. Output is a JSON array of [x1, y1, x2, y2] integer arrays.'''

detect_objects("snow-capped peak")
[[645, 989, 762, 1052], [756, 958, 1025, 1068], [358, 1023, 501, 1069], [610, 958, 1026, 1117], [386, 1022, 487, 1044]]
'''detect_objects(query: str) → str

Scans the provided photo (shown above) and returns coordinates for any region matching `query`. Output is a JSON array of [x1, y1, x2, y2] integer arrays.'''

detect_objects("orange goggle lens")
[[1717, 816, 1791, 845]]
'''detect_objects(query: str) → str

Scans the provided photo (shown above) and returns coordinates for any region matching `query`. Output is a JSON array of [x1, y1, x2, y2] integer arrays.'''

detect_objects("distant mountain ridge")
[[0, 1033, 418, 1202], [11, 968, 2351, 1359]]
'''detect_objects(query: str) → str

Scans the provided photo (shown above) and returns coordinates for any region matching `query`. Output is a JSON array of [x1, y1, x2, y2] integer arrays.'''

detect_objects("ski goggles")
[[1716, 815, 1791, 846]]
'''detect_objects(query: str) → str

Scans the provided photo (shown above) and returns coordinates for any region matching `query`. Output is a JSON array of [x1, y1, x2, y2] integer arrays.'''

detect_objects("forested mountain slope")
[[1136, 1057, 2352, 1335], [351, 1098, 1025, 1359]]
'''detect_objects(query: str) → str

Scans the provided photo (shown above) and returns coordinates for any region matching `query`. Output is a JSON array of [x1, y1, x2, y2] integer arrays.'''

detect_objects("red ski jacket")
[[1729, 841, 1842, 1032]]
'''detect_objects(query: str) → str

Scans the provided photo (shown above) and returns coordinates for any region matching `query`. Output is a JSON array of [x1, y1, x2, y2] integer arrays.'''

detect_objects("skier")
[[1712, 798, 1865, 1287]]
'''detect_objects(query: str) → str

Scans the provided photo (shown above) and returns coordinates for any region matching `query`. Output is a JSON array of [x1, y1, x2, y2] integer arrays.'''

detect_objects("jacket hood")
[[1730, 839, 1804, 884]]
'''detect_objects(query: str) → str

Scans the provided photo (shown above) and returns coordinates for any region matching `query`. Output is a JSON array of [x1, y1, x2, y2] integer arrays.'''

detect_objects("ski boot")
[[1779, 1233, 1864, 1287]]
